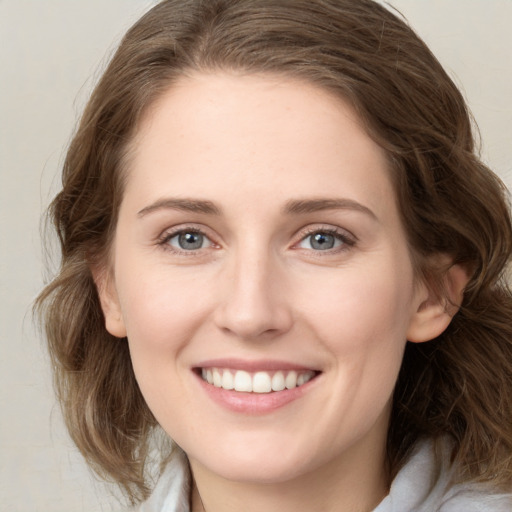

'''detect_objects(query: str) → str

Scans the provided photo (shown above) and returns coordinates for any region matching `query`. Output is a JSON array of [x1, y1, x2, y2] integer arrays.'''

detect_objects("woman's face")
[[101, 73, 430, 484]]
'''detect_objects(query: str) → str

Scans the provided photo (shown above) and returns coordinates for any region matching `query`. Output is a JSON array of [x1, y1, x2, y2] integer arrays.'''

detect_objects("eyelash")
[[157, 226, 215, 256], [156, 225, 356, 256], [294, 226, 356, 254]]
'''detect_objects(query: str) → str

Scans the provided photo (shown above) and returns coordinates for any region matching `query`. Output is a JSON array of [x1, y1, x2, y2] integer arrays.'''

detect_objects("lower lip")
[[194, 371, 319, 415]]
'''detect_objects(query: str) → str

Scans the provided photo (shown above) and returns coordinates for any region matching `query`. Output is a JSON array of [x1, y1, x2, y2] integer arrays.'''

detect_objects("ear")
[[407, 262, 469, 343], [91, 267, 127, 338]]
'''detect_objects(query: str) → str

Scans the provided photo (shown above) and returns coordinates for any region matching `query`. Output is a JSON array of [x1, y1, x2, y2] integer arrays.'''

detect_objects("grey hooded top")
[[134, 440, 512, 512]]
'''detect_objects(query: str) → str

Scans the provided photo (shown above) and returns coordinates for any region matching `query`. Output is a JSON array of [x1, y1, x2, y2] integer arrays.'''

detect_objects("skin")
[[98, 73, 460, 512]]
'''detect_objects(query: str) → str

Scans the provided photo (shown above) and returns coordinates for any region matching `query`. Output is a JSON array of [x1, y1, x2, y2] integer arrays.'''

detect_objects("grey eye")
[[169, 231, 208, 250], [298, 232, 343, 251]]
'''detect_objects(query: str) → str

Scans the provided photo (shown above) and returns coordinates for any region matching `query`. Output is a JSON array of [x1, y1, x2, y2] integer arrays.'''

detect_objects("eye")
[[297, 230, 351, 251], [166, 230, 212, 251]]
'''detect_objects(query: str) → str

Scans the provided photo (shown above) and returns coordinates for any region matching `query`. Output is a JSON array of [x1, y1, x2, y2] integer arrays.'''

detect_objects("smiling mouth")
[[198, 368, 319, 393]]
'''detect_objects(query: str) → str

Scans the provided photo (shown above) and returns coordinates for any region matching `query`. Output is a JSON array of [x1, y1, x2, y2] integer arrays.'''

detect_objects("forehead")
[[124, 72, 395, 218]]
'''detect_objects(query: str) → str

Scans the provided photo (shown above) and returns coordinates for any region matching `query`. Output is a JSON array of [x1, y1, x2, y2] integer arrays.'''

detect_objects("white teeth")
[[212, 369, 222, 387], [252, 372, 272, 393], [234, 370, 252, 392], [221, 370, 234, 390], [201, 368, 316, 393], [271, 371, 286, 391], [285, 370, 298, 389]]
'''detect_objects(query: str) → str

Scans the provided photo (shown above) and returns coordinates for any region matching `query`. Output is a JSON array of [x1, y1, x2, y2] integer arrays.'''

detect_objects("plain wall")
[[0, 1, 510, 511]]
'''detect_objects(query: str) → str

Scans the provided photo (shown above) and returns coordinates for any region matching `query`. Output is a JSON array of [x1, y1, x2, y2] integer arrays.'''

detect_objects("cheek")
[[256, 269, 410, 457], [113, 260, 214, 378], [298, 261, 415, 355], [114, 270, 211, 426]]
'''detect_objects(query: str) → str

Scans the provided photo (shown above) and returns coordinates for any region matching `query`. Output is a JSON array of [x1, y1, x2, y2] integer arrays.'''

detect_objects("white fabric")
[[374, 441, 512, 512], [137, 449, 191, 512], [135, 441, 512, 511]]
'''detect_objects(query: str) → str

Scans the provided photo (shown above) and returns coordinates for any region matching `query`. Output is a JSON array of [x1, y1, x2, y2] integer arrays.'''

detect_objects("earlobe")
[[92, 267, 127, 338], [407, 263, 469, 343]]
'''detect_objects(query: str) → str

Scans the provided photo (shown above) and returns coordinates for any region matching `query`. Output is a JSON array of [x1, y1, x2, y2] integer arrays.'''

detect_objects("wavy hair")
[[36, 0, 512, 502]]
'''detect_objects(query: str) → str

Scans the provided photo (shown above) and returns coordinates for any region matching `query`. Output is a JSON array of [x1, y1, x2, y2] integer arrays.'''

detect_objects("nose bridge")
[[214, 236, 292, 339]]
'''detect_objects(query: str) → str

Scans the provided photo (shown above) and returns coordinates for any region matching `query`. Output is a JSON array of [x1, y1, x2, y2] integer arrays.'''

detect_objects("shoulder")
[[375, 439, 512, 512], [439, 485, 512, 512]]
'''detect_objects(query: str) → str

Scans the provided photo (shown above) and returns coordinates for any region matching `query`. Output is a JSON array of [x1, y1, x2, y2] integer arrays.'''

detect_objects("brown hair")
[[36, 0, 512, 502]]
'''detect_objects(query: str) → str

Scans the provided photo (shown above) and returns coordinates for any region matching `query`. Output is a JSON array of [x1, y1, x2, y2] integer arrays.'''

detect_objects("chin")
[[206, 457, 309, 484], [186, 433, 324, 485]]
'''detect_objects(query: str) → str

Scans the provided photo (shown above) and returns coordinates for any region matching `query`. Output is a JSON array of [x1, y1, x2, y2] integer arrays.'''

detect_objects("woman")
[[37, 0, 512, 510]]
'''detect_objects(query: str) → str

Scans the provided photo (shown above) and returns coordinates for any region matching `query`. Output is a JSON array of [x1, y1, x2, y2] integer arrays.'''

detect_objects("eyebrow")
[[137, 197, 376, 220], [283, 198, 377, 219], [137, 198, 221, 217]]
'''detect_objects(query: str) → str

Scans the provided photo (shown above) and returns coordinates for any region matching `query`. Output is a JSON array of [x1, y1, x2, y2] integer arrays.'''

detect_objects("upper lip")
[[194, 358, 320, 373]]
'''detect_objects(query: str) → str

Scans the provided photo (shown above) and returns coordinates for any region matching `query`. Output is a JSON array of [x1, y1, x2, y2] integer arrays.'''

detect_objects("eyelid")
[[292, 224, 357, 252], [156, 223, 220, 255]]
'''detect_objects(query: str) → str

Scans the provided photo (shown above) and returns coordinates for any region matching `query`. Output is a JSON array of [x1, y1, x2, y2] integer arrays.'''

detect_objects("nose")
[[213, 250, 293, 341]]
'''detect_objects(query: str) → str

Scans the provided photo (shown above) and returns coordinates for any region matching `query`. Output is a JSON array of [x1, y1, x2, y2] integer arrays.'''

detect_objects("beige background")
[[1, 1, 511, 511]]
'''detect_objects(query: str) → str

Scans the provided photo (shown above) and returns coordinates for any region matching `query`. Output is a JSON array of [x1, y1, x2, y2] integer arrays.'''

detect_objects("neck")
[[189, 434, 389, 512]]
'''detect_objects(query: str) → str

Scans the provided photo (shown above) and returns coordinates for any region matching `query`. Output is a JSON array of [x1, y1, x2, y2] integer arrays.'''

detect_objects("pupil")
[[311, 233, 334, 250], [179, 232, 203, 250]]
